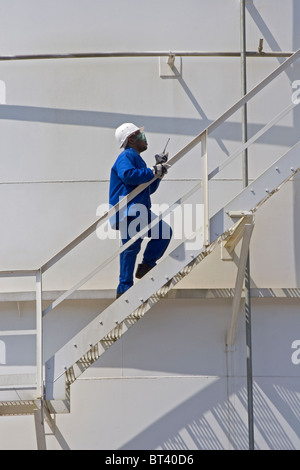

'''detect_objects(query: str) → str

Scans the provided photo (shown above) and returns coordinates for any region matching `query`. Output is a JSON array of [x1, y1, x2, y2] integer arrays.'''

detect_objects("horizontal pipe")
[[0, 51, 294, 62]]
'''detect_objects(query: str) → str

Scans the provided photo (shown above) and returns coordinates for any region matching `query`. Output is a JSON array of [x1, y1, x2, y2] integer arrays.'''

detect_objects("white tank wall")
[[0, 0, 300, 450]]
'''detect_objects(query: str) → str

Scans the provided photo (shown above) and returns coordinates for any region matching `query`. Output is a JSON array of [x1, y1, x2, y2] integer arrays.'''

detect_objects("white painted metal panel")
[[0, 0, 300, 451]]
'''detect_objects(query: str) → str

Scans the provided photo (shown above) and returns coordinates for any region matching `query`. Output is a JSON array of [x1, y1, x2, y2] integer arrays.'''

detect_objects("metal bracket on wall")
[[226, 216, 255, 346], [221, 212, 253, 260], [159, 53, 182, 77], [258, 38, 264, 54]]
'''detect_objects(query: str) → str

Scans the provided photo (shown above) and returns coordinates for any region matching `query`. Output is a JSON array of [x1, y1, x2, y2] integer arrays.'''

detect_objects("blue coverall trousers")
[[117, 210, 172, 295]]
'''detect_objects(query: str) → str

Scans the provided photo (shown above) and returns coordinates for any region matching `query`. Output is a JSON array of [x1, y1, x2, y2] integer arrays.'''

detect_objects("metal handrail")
[[1, 46, 299, 278], [208, 101, 298, 180], [1, 47, 299, 273], [0, 269, 43, 403], [39, 46, 300, 316], [36, 46, 300, 277], [0, 269, 38, 277], [1, 47, 300, 305], [42, 181, 202, 315], [0, 50, 294, 62]]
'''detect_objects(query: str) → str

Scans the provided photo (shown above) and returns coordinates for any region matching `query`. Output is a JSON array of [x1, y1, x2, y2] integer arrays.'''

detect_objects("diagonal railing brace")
[[226, 215, 255, 346]]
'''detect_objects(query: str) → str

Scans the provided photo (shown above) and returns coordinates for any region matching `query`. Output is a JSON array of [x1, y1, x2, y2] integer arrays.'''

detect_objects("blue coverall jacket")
[[109, 147, 160, 228], [109, 147, 171, 295]]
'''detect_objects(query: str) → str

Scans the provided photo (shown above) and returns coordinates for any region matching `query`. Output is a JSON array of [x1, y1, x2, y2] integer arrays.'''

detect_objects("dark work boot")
[[135, 263, 153, 279]]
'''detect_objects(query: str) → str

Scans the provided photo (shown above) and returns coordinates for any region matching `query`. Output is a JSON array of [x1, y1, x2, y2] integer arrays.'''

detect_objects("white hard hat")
[[115, 123, 144, 148]]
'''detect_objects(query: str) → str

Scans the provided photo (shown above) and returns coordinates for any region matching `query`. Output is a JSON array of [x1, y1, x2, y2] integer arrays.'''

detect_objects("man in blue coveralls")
[[109, 123, 172, 298]]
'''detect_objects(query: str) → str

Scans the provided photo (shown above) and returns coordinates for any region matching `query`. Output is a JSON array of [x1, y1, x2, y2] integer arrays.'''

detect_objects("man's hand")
[[155, 152, 169, 164], [152, 163, 171, 178]]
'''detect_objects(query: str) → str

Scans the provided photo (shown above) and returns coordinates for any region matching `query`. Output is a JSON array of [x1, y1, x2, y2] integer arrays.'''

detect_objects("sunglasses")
[[133, 132, 147, 142]]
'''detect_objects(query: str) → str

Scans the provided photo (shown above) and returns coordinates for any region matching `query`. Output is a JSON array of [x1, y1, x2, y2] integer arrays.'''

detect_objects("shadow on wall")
[[0, 104, 297, 149], [120, 379, 300, 450], [246, 1, 290, 69]]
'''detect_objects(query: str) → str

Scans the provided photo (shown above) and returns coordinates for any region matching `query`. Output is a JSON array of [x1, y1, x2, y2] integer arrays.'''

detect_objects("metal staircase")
[[1, 47, 300, 446], [45, 139, 300, 413]]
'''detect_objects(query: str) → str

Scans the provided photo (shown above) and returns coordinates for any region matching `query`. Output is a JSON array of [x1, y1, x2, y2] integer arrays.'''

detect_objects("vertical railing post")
[[201, 130, 209, 246], [36, 269, 44, 400], [240, 0, 254, 450]]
